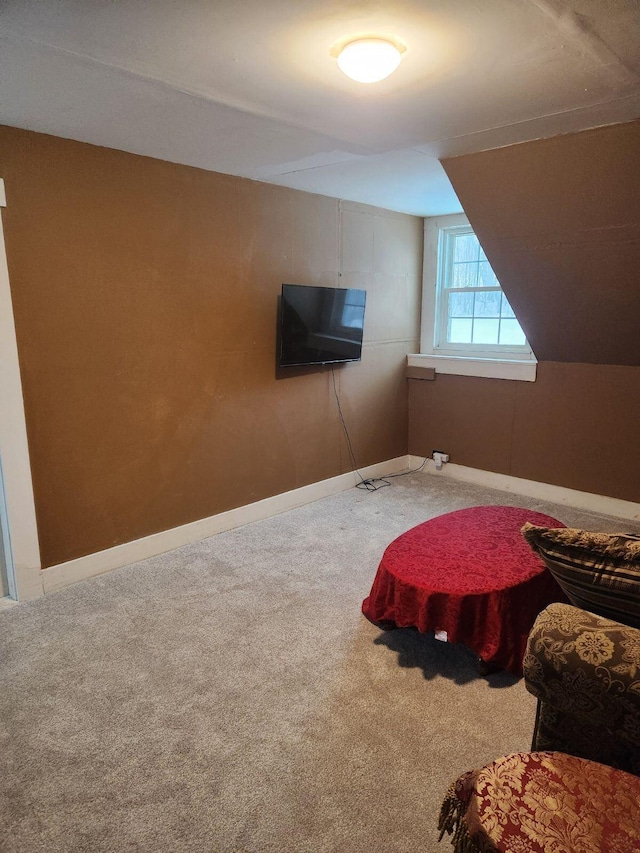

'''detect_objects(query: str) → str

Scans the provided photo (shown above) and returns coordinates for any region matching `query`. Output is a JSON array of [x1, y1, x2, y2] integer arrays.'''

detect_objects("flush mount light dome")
[[336, 38, 403, 83]]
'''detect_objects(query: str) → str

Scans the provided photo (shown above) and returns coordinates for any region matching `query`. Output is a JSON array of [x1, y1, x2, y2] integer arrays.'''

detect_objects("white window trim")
[[412, 213, 537, 382], [407, 353, 537, 382]]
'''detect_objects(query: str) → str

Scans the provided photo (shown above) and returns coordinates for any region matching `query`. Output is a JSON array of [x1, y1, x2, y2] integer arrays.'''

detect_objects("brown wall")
[[0, 126, 422, 568], [409, 363, 640, 503], [408, 120, 640, 504]]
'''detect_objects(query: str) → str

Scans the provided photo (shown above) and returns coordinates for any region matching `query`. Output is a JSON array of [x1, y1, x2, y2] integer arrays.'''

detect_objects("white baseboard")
[[32, 454, 640, 598], [409, 456, 640, 522], [41, 455, 411, 595]]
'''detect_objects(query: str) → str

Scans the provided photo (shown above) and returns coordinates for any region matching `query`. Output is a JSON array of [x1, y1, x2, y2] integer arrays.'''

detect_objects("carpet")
[[1, 473, 636, 852]]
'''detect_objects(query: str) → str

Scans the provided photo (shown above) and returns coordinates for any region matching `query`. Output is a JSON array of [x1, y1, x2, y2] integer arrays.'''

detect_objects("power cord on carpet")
[[331, 367, 429, 491]]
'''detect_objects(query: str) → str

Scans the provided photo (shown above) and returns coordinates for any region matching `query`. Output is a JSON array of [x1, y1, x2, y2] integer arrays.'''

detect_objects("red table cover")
[[362, 506, 566, 674]]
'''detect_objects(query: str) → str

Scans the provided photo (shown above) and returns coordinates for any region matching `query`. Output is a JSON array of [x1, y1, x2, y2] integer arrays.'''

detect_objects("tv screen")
[[279, 284, 366, 367]]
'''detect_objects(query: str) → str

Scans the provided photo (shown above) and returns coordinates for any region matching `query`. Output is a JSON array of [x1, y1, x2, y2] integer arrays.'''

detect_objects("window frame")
[[420, 214, 536, 364]]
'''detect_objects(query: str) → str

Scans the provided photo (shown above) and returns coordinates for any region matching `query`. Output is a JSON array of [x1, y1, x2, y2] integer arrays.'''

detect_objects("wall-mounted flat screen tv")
[[278, 283, 366, 367]]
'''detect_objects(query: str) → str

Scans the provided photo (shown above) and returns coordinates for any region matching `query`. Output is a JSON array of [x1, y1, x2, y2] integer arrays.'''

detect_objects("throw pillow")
[[521, 523, 640, 629]]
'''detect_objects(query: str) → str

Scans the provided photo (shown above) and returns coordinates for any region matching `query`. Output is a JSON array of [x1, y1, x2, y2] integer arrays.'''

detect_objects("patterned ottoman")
[[438, 751, 640, 853]]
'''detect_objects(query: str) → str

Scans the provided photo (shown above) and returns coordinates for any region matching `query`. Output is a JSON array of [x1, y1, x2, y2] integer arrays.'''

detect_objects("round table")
[[361, 505, 566, 675]]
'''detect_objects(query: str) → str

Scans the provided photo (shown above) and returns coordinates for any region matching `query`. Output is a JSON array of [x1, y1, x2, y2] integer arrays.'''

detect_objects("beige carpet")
[[1, 473, 636, 852]]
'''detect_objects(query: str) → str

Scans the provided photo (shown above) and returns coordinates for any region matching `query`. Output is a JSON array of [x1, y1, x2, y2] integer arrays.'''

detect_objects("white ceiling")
[[1, 0, 639, 216]]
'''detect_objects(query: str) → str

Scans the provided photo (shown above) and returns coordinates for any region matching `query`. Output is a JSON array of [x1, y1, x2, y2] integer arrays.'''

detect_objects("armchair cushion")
[[521, 523, 640, 628]]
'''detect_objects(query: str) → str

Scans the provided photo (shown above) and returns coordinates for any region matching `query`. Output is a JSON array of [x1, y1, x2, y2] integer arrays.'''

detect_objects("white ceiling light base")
[[336, 38, 403, 83]]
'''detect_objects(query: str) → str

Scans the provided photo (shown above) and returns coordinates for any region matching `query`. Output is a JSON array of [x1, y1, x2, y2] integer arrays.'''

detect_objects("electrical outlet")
[[432, 450, 449, 470]]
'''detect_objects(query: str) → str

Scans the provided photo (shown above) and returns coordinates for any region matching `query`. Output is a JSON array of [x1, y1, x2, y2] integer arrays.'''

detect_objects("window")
[[413, 214, 536, 381], [437, 225, 527, 351]]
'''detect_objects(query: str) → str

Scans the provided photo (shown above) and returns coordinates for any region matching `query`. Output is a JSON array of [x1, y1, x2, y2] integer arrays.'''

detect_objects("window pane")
[[472, 318, 499, 344], [499, 319, 526, 345], [448, 318, 472, 343], [500, 294, 516, 318], [478, 261, 499, 287], [448, 291, 474, 317], [436, 223, 531, 355], [453, 234, 479, 263], [474, 290, 501, 317], [452, 262, 478, 288]]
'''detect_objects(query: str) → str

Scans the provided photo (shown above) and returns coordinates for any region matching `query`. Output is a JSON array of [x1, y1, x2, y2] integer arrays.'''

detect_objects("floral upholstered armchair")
[[523, 602, 640, 775], [438, 525, 640, 852], [438, 605, 640, 852], [520, 522, 640, 775]]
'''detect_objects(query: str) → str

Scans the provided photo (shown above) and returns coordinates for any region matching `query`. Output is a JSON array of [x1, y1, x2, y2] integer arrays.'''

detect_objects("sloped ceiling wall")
[[441, 119, 640, 366]]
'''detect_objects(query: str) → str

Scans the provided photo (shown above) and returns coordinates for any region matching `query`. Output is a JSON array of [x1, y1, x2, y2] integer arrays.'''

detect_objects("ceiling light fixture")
[[336, 38, 404, 83]]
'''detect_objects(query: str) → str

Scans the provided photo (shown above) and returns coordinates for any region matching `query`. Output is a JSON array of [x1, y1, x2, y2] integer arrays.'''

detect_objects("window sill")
[[407, 353, 537, 382]]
